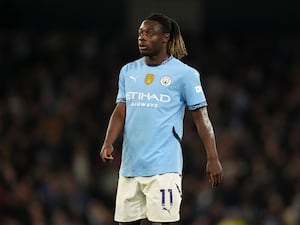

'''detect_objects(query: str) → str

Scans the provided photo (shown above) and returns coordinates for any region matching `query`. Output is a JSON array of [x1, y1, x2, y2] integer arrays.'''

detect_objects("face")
[[138, 20, 169, 57]]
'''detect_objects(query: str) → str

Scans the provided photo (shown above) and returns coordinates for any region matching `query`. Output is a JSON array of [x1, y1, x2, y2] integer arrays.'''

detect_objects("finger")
[[214, 174, 222, 187], [218, 174, 223, 183], [100, 152, 106, 162], [214, 178, 219, 187], [212, 177, 217, 187], [103, 154, 114, 162], [106, 154, 114, 161], [101, 148, 112, 162], [101, 154, 107, 163], [209, 173, 221, 187], [208, 173, 214, 186]]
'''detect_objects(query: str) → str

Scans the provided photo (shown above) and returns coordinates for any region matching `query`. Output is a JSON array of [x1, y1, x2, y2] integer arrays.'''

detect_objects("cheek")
[[151, 38, 164, 49]]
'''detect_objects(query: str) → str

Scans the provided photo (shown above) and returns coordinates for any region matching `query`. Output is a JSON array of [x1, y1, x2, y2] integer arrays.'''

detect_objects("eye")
[[138, 30, 155, 37], [146, 31, 154, 36]]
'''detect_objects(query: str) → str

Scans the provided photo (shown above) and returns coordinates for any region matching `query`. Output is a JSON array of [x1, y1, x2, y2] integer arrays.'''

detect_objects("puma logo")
[[130, 75, 136, 82], [162, 207, 171, 214]]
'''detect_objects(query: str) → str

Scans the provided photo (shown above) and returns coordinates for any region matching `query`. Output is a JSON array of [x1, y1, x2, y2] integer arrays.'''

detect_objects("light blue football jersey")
[[116, 56, 207, 177]]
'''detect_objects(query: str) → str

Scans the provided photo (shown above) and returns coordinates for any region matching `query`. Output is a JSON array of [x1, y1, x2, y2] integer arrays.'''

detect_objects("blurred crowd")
[[0, 27, 299, 225]]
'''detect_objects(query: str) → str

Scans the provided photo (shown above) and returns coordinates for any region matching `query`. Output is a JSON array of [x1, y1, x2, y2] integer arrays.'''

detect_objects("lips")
[[139, 45, 147, 51], [139, 42, 147, 51]]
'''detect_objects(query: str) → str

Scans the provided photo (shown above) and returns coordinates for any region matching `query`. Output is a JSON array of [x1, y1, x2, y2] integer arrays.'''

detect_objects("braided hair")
[[145, 13, 188, 60]]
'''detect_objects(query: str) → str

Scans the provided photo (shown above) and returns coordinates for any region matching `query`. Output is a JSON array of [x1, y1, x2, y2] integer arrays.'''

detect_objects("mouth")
[[138, 43, 147, 51], [139, 46, 147, 51]]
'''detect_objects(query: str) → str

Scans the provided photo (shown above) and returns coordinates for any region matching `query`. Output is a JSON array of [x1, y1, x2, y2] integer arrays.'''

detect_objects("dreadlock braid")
[[168, 19, 187, 59], [145, 13, 188, 60]]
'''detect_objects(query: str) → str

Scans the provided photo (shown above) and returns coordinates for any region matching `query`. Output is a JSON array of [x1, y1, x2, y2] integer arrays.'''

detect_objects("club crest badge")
[[160, 76, 171, 86], [144, 74, 155, 85]]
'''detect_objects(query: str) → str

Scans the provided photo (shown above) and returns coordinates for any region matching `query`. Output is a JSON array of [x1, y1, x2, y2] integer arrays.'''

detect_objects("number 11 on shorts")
[[160, 189, 173, 207]]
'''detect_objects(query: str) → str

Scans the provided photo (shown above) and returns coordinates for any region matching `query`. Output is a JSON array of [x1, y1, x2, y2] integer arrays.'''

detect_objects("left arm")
[[191, 107, 223, 187]]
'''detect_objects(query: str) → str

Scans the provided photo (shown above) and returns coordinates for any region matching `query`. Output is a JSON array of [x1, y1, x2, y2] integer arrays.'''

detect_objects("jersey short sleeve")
[[116, 65, 126, 103], [182, 68, 207, 110]]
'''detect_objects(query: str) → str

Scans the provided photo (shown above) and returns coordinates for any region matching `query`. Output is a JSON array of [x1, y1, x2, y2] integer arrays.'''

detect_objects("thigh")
[[144, 173, 182, 223], [114, 176, 147, 223]]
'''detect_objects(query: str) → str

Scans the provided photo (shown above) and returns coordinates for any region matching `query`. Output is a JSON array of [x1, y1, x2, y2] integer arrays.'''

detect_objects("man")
[[100, 13, 223, 225]]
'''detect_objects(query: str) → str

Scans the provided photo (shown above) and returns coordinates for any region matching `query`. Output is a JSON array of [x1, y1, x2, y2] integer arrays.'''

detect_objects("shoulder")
[[121, 57, 144, 72], [170, 57, 200, 78]]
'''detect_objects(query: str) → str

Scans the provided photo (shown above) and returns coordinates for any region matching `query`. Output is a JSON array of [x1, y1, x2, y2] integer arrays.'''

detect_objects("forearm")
[[192, 107, 223, 186], [103, 103, 125, 147], [192, 107, 219, 160], [197, 115, 219, 160]]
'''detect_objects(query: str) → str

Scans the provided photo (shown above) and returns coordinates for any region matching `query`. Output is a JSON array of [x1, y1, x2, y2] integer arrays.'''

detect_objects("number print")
[[160, 189, 165, 206], [160, 189, 173, 207]]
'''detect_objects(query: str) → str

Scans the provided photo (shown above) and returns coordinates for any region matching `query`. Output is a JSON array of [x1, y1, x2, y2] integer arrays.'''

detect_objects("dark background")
[[0, 0, 299, 225], [1, 0, 300, 28]]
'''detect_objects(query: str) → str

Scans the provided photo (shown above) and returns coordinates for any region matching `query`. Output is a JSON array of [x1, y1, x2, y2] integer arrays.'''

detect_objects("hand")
[[206, 158, 223, 188], [100, 145, 114, 163]]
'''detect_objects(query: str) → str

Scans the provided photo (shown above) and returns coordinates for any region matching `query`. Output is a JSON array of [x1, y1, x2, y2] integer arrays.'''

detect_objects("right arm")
[[100, 102, 126, 162], [191, 107, 223, 187]]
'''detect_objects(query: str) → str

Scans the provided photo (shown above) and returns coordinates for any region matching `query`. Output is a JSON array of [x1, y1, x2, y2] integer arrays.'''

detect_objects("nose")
[[138, 30, 149, 40], [138, 33, 145, 41]]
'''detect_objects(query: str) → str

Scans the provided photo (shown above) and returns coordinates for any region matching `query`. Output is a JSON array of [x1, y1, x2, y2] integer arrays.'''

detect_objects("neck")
[[145, 54, 171, 66]]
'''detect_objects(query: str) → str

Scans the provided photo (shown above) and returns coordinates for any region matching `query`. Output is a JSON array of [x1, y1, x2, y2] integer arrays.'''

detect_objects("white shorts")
[[114, 173, 182, 223]]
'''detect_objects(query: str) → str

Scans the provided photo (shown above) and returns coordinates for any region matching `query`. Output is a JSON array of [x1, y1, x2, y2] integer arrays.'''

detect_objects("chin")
[[139, 51, 148, 56], [140, 52, 153, 57]]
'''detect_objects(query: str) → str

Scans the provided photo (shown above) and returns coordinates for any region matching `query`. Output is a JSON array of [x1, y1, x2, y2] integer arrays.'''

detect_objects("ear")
[[163, 33, 170, 43]]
